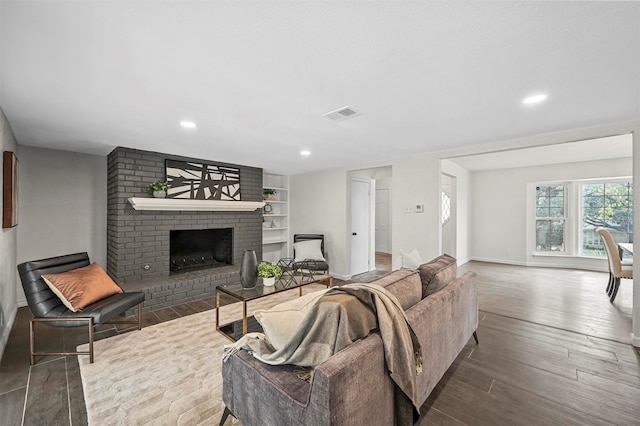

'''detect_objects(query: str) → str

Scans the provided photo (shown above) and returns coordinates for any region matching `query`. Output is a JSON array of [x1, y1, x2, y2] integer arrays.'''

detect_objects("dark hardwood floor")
[[1, 256, 638, 425]]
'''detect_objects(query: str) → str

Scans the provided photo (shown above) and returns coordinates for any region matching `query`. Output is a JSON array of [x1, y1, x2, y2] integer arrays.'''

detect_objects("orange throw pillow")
[[42, 262, 123, 312]]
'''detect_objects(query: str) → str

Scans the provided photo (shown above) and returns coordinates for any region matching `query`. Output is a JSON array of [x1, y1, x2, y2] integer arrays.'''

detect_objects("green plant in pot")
[[149, 181, 169, 198], [257, 261, 282, 287], [263, 188, 277, 200]]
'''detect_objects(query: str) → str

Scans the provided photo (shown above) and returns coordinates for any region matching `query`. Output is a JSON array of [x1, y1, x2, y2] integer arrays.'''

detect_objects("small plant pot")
[[153, 190, 167, 198], [262, 276, 276, 286]]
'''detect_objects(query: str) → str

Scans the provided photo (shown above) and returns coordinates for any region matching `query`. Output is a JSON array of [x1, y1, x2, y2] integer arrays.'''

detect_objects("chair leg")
[[473, 331, 479, 345], [606, 272, 614, 295], [88, 318, 95, 363], [137, 302, 143, 330], [219, 406, 233, 425], [610, 278, 621, 303], [29, 317, 96, 364], [29, 319, 36, 366]]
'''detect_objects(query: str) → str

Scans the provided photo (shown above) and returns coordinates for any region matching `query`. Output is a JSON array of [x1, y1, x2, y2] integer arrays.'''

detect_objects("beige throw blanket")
[[223, 283, 422, 410]]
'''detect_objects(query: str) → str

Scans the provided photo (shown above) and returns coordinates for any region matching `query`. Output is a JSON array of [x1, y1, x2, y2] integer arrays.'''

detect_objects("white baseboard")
[[632, 332, 640, 348], [456, 257, 471, 266], [469, 257, 527, 267], [469, 257, 608, 272], [525, 260, 608, 272], [330, 273, 352, 281]]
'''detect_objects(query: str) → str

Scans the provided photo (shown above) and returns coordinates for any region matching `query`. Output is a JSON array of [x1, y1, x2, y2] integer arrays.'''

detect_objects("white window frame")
[[531, 177, 632, 259], [534, 183, 568, 253], [578, 179, 633, 257]]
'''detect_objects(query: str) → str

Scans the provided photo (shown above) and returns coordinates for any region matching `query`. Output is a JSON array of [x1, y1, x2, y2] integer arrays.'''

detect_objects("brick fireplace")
[[106, 147, 263, 311]]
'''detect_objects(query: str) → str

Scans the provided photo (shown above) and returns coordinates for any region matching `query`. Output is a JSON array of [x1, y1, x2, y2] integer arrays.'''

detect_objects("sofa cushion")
[[371, 269, 421, 310], [418, 254, 457, 298]]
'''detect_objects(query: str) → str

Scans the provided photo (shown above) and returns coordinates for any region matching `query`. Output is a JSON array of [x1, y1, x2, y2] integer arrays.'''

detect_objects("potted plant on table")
[[257, 261, 282, 287], [149, 181, 169, 198]]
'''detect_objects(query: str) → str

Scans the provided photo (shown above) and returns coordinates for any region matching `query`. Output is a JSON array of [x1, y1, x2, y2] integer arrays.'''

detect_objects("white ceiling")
[[1, 1, 639, 175]]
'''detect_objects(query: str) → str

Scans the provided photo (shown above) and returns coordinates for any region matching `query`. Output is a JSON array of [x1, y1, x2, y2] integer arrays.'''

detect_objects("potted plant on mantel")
[[149, 181, 169, 198], [257, 261, 282, 287]]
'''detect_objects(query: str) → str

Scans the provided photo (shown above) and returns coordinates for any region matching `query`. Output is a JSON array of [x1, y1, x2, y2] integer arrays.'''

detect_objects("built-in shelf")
[[263, 239, 288, 245], [263, 172, 290, 262], [127, 198, 265, 211]]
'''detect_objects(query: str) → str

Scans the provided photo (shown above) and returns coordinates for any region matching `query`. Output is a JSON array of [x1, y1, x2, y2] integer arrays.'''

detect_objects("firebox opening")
[[170, 228, 233, 273]]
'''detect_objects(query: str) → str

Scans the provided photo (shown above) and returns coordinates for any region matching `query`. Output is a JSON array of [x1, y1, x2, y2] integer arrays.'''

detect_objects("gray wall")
[[0, 107, 18, 361], [16, 146, 107, 305]]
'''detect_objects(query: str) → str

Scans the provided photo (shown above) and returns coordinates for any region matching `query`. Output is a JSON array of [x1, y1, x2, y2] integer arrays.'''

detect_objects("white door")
[[351, 178, 370, 275], [375, 189, 390, 253]]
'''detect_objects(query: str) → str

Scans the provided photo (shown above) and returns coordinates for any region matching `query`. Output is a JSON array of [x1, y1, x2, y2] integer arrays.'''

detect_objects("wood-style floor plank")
[[460, 262, 633, 343], [462, 345, 640, 425], [488, 380, 615, 426], [23, 358, 70, 426], [428, 376, 548, 426], [0, 387, 26, 426], [418, 406, 467, 426]]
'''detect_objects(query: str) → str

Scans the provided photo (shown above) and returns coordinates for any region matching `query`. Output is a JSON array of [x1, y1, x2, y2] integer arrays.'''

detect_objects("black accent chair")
[[17, 252, 145, 364], [293, 234, 329, 275]]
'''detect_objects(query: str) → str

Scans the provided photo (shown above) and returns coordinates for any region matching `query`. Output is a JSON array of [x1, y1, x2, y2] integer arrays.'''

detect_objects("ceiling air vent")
[[322, 106, 362, 121]]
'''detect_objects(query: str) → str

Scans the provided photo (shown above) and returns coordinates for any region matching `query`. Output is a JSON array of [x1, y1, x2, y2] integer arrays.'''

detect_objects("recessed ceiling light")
[[522, 94, 549, 105], [300, 150, 311, 156], [180, 121, 197, 128]]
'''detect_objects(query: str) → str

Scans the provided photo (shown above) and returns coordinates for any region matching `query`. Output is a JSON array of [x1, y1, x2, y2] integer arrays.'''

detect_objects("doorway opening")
[[348, 166, 392, 276], [441, 174, 457, 258]]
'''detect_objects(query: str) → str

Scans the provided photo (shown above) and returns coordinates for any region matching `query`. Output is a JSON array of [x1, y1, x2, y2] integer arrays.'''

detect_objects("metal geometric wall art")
[[165, 160, 241, 200]]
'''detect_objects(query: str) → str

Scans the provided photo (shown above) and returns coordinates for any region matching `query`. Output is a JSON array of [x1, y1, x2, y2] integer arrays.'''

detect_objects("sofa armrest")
[[312, 333, 395, 425], [222, 332, 395, 426], [406, 271, 478, 406]]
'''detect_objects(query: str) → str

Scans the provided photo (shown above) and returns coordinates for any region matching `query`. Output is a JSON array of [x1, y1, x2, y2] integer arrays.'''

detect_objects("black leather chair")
[[17, 252, 145, 364], [293, 234, 329, 275]]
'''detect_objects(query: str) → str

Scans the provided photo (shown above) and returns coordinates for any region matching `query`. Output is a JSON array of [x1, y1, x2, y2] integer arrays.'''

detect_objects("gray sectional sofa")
[[221, 254, 478, 425]]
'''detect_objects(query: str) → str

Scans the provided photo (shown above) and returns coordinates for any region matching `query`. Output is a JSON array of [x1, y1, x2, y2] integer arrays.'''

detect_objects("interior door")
[[350, 178, 370, 275], [375, 188, 390, 253]]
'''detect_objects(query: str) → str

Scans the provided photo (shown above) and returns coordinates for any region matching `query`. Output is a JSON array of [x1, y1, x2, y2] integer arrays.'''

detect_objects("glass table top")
[[216, 274, 331, 302]]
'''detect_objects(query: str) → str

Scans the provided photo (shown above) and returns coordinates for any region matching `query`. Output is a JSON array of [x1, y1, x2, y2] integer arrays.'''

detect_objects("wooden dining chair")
[[595, 227, 632, 303]]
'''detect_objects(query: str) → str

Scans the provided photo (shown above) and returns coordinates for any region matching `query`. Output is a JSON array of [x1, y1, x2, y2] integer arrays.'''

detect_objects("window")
[[533, 179, 633, 257], [535, 185, 565, 252], [582, 181, 633, 256], [441, 191, 451, 225]]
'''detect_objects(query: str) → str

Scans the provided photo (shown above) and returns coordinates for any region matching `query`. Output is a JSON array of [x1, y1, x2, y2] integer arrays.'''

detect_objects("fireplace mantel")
[[127, 198, 266, 212]]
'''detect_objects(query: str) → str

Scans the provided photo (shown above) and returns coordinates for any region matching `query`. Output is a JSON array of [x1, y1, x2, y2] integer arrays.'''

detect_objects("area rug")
[[77, 286, 324, 425]]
